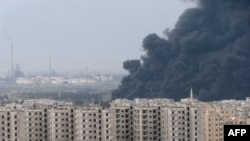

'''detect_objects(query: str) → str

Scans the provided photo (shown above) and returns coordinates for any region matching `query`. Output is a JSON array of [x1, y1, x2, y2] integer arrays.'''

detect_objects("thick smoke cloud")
[[112, 0, 250, 101]]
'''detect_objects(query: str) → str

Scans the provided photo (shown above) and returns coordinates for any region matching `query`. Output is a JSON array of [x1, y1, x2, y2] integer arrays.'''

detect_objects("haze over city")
[[0, 0, 195, 74]]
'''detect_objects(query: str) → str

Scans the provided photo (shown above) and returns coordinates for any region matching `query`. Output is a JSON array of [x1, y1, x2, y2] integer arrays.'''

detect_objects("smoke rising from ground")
[[112, 0, 250, 101]]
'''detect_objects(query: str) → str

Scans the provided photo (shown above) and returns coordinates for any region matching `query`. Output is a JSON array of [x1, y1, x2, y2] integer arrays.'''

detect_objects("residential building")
[[0, 95, 249, 141]]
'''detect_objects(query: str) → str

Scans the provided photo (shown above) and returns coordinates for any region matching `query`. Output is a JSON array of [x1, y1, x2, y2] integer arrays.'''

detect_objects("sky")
[[0, 0, 195, 74]]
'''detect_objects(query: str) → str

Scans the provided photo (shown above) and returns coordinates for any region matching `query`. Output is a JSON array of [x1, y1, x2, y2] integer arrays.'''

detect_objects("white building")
[[0, 94, 250, 141]]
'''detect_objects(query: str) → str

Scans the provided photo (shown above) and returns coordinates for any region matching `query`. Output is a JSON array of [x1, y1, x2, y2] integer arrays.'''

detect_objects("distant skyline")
[[0, 0, 195, 74]]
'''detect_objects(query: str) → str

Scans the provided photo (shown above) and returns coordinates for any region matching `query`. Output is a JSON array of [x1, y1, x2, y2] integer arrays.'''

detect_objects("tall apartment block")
[[109, 94, 203, 141], [74, 106, 102, 141], [0, 107, 21, 141], [0, 95, 250, 141]]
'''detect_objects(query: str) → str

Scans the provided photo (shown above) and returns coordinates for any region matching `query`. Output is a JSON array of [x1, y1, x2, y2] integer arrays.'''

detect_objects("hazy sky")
[[0, 0, 195, 74]]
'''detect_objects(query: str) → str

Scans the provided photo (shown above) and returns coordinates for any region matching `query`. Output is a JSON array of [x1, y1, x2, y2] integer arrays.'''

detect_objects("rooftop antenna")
[[10, 40, 13, 79]]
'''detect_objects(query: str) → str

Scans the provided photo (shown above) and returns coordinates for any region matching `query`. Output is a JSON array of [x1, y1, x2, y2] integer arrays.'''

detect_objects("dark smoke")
[[112, 0, 250, 101]]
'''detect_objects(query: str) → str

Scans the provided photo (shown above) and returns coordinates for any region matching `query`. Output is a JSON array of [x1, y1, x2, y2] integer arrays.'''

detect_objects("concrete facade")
[[0, 97, 250, 141]]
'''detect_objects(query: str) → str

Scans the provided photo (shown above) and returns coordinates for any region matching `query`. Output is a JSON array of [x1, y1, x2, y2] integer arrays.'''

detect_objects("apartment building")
[[101, 109, 114, 141], [109, 99, 133, 141], [160, 104, 202, 141], [0, 108, 21, 141], [202, 105, 224, 141], [133, 103, 160, 141], [110, 96, 203, 141], [0, 96, 250, 141], [74, 106, 102, 141], [202, 103, 247, 141], [48, 108, 75, 141], [24, 108, 47, 141]]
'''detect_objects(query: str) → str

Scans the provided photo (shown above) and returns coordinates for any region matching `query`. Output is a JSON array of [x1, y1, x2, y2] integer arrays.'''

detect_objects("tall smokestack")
[[11, 41, 13, 78], [3, 33, 14, 79]]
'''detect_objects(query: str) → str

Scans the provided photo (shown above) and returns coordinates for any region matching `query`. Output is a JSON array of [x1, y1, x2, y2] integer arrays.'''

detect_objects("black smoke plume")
[[112, 0, 250, 101]]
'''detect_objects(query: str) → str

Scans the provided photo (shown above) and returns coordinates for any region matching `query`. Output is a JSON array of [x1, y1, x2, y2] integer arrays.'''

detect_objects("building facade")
[[0, 97, 250, 141]]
